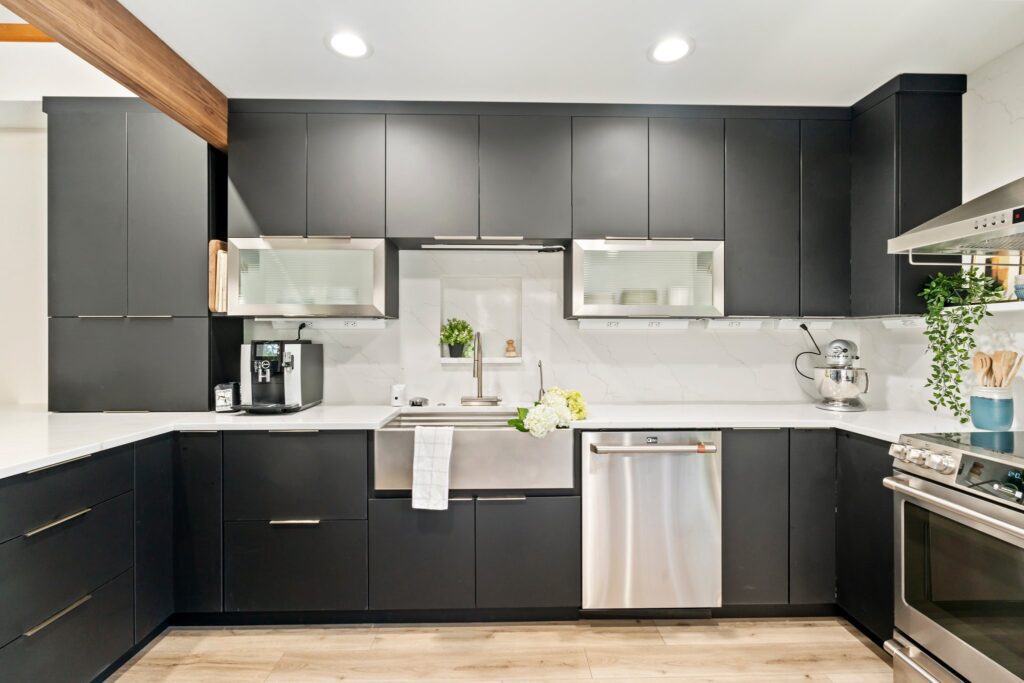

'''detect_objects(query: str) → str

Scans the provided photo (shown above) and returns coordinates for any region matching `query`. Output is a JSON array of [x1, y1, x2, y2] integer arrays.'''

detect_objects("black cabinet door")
[[724, 119, 800, 316], [476, 496, 581, 608], [836, 431, 894, 643], [127, 113, 209, 316], [800, 120, 851, 317], [385, 115, 479, 238], [134, 434, 174, 642], [722, 429, 789, 605], [850, 97, 898, 317], [49, 317, 210, 412], [227, 113, 307, 237], [479, 115, 572, 239], [368, 498, 475, 610], [572, 117, 648, 238], [48, 111, 127, 316], [307, 114, 386, 237], [223, 431, 367, 521], [174, 432, 223, 613], [649, 117, 725, 240], [789, 429, 837, 605], [224, 520, 368, 612]]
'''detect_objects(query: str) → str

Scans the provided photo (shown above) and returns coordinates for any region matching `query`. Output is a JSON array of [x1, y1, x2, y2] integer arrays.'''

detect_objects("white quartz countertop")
[[0, 402, 973, 480]]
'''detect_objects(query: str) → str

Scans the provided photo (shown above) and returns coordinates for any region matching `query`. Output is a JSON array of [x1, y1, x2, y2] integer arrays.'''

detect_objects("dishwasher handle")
[[589, 442, 717, 455]]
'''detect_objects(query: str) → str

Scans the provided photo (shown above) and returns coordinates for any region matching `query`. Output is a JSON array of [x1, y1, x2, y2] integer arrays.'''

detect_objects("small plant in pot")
[[920, 269, 1003, 423], [440, 318, 474, 358]]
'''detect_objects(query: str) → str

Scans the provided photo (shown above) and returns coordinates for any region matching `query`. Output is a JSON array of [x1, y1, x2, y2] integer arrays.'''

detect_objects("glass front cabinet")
[[566, 240, 725, 318], [227, 238, 397, 317]]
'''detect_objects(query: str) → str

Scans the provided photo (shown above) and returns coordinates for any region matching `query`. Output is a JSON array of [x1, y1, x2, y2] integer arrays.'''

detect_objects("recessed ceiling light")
[[329, 31, 372, 59], [649, 37, 693, 64]]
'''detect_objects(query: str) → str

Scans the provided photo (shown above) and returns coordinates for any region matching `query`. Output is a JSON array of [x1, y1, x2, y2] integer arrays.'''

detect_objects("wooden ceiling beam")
[[2, 0, 227, 150], [0, 23, 54, 42]]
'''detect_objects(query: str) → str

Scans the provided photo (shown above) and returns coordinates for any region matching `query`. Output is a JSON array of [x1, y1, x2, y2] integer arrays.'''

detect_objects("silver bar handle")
[[24, 595, 92, 637], [306, 235, 352, 240], [479, 235, 525, 240], [884, 475, 1024, 541], [126, 315, 172, 318], [883, 639, 941, 683], [449, 497, 474, 502], [76, 315, 123, 318], [589, 443, 717, 455], [26, 453, 91, 475], [24, 508, 92, 538], [433, 235, 478, 241], [268, 519, 321, 526], [478, 496, 527, 502]]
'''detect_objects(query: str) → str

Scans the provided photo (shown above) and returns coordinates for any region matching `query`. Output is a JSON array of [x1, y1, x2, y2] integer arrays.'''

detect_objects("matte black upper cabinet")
[[307, 114, 386, 237], [850, 76, 965, 316], [572, 117, 648, 238], [47, 110, 127, 317], [479, 115, 571, 239], [386, 115, 479, 239], [649, 117, 725, 240], [836, 431, 894, 643], [127, 113, 210, 316], [724, 119, 800, 316], [227, 112, 307, 237], [800, 120, 851, 317]]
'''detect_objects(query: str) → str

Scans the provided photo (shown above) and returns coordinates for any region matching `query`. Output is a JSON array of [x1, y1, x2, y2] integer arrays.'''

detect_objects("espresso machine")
[[236, 340, 324, 413], [813, 338, 869, 412]]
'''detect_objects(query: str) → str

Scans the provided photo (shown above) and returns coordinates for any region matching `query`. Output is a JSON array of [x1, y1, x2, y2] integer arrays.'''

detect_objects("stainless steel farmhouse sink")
[[373, 411, 574, 491]]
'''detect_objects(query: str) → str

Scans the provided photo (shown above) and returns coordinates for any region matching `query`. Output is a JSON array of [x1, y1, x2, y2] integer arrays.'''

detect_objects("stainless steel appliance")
[[236, 340, 323, 413], [885, 432, 1024, 682], [813, 339, 869, 412], [373, 411, 573, 491], [581, 430, 722, 609], [461, 332, 501, 406], [227, 237, 396, 317], [567, 240, 725, 318], [889, 176, 1024, 257]]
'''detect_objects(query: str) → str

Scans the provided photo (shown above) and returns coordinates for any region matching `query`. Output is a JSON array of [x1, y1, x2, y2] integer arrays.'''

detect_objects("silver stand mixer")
[[795, 326, 869, 412]]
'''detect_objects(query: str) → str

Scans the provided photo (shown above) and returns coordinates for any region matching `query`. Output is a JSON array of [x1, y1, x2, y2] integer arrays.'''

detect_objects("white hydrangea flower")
[[539, 389, 572, 427], [524, 403, 560, 438]]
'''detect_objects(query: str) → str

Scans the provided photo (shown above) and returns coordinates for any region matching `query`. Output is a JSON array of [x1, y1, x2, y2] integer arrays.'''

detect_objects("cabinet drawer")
[[0, 491, 133, 648], [224, 432, 367, 520], [0, 444, 133, 544], [0, 569, 133, 683], [224, 520, 367, 612]]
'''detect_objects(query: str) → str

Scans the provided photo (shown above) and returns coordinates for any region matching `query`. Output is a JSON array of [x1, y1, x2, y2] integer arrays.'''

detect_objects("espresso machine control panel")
[[252, 341, 283, 382]]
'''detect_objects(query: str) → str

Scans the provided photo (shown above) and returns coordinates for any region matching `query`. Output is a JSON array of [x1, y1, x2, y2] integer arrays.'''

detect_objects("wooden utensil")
[[1004, 352, 1022, 386], [973, 352, 992, 387], [993, 350, 1005, 387], [1000, 351, 1017, 387]]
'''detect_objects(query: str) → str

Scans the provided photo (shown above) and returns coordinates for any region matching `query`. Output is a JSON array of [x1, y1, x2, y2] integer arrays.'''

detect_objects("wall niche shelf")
[[440, 276, 523, 359]]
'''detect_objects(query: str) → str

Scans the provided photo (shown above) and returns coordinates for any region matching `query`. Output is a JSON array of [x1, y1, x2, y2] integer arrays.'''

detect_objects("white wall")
[[0, 104, 47, 407], [964, 40, 1024, 201]]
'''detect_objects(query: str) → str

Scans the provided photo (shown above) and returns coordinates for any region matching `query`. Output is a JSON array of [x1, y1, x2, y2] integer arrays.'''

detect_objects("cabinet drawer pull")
[[126, 315, 172, 318], [268, 429, 320, 433], [479, 235, 525, 240], [269, 519, 321, 526], [307, 235, 352, 240], [25, 453, 92, 475], [24, 507, 92, 538], [478, 496, 527, 501], [76, 315, 123, 319], [24, 594, 92, 637], [449, 497, 474, 502], [433, 235, 477, 241]]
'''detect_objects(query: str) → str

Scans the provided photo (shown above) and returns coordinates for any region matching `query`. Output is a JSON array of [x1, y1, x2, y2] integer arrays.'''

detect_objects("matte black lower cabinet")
[[722, 429, 790, 605], [836, 431, 894, 643], [369, 498, 476, 610], [789, 430, 837, 604], [0, 570, 134, 683], [475, 496, 581, 608], [224, 520, 368, 612], [134, 434, 175, 642], [174, 432, 223, 613]]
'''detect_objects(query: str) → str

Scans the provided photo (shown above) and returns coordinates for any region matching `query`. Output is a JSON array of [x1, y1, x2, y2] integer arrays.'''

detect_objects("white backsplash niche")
[[249, 251, 888, 408]]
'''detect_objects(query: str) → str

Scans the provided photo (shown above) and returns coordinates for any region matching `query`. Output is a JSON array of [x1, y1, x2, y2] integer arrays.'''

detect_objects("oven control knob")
[[889, 443, 908, 460], [931, 455, 957, 474], [906, 448, 929, 465]]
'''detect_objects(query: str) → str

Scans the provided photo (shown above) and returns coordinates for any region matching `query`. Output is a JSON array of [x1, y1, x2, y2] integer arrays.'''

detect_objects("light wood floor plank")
[[370, 620, 664, 651], [655, 618, 866, 646]]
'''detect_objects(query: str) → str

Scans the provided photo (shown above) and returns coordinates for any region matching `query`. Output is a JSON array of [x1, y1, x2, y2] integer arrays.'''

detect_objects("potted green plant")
[[440, 318, 474, 358], [920, 269, 1002, 423]]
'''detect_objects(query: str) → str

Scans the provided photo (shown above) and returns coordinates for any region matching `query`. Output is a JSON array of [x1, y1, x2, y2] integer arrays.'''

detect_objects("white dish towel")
[[411, 425, 454, 510]]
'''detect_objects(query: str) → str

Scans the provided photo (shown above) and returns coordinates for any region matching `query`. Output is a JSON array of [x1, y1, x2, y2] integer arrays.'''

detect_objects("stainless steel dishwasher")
[[581, 430, 722, 609]]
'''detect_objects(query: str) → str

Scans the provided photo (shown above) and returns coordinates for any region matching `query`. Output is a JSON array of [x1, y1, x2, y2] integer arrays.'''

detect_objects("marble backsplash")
[[247, 250, 1012, 415]]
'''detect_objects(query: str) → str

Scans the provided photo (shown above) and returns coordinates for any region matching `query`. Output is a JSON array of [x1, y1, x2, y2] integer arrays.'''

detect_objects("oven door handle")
[[883, 640, 941, 683], [884, 475, 1024, 541]]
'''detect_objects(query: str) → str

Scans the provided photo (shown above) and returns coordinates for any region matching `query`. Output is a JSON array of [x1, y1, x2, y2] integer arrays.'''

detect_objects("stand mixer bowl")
[[813, 366, 869, 412]]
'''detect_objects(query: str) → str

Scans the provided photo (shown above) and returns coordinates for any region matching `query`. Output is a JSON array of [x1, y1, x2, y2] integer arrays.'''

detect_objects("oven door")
[[885, 473, 1024, 682]]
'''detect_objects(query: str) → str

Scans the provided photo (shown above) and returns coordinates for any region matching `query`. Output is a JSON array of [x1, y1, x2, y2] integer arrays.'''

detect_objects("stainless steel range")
[[885, 432, 1024, 682]]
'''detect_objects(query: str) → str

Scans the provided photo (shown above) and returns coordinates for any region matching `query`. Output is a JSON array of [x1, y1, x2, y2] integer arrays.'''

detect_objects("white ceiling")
[[0, 5, 131, 100], [120, 0, 1024, 105]]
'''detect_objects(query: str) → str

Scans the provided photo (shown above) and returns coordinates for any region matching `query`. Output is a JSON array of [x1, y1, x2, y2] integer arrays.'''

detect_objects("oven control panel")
[[890, 442, 959, 477], [957, 456, 1024, 505]]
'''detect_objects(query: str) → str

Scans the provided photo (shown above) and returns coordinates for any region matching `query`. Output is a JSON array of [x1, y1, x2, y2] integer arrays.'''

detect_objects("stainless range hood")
[[888, 177, 1024, 256]]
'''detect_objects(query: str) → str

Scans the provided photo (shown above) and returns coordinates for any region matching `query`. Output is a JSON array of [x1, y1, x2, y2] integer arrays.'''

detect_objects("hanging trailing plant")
[[920, 269, 1003, 423]]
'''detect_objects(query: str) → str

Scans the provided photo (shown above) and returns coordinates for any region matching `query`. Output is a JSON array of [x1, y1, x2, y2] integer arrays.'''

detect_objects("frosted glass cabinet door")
[[569, 240, 724, 318], [227, 238, 393, 317]]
